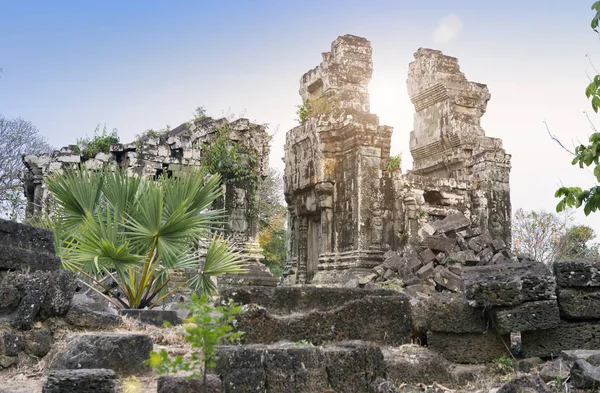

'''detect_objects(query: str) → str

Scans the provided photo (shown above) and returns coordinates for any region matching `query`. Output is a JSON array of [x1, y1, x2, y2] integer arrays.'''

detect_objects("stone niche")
[[282, 37, 511, 285], [22, 117, 278, 287]]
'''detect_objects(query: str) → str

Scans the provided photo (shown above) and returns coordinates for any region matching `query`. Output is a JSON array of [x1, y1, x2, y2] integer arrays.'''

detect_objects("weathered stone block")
[[50, 333, 153, 376], [426, 331, 510, 363], [219, 286, 399, 315], [383, 345, 452, 385], [571, 359, 600, 390], [65, 305, 122, 329], [522, 321, 600, 358], [421, 236, 457, 253], [0, 245, 60, 272], [462, 261, 556, 307], [432, 213, 471, 234], [119, 309, 180, 326], [432, 266, 461, 292], [447, 250, 479, 265], [42, 369, 117, 393], [157, 374, 221, 393], [322, 341, 384, 393], [263, 345, 329, 392], [557, 287, 600, 320], [40, 270, 77, 318], [492, 299, 560, 334], [562, 349, 600, 364], [419, 249, 436, 264], [555, 260, 600, 287], [416, 261, 434, 279], [236, 293, 412, 346], [24, 329, 52, 357], [425, 292, 487, 333], [0, 219, 56, 254]]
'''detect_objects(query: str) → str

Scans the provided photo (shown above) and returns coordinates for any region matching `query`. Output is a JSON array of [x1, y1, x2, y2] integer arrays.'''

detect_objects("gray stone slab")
[[425, 292, 487, 333], [432, 213, 471, 234], [421, 236, 457, 254], [42, 369, 117, 393], [0, 219, 55, 254], [522, 321, 600, 358], [0, 244, 60, 271], [426, 331, 510, 364], [462, 261, 556, 307], [492, 299, 560, 334], [554, 260, 600, 287], [557, 287, 600, 320], [49, 333, 152, 376]]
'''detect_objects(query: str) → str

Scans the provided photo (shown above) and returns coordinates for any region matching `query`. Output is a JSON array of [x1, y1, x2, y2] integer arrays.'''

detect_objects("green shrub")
[[148, 293, 244, 390], [74, 125, 119, 159], [386, 154, 402, 171]]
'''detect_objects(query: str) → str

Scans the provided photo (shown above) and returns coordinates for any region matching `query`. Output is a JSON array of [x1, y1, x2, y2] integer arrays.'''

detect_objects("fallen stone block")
[[0, 245, 60, 272], [65, 305, 122, 329], [415, 262, 434, 279], [561, 349, 600, 364], [557, 287, 600, 320], [432, 213, 471, 234], [538, 358, 570, 383], [119, 309, 180, 326], [425, 292, 487, 333], [49, 333, 152, 376], [467, 238, 483, 253], [419, 249, 436, 264], [491, 238, 507, 252], [447, 250, 479, 265], [40, 270, 77, 319], [157, 374, 222, 393], [491, 299, 560, 334], [214, 346, 265, 393], [42, 369, 117, 393], [383, 345, 452, 384], [383, 255, 406, 272], [497, 374, 550, 393], [421, 236, 457, 254], [0, 219, 56, 254], [554, 259, 600, 287], [571, 359, 600, 390], [462, 261, 556, 307], [521, 321, 600, 358], [489, 253, 511, 265], [426, 331, 510, 364], [457, 227, 484, 239], [513, 357, 543, 373], [432, 266, 461, 292]]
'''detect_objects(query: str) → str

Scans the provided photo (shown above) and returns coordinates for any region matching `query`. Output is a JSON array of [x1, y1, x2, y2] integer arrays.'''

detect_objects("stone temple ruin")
[[7, 34, 600, 392], [283, 35, 511, 285], [22, 116, 279, 287]]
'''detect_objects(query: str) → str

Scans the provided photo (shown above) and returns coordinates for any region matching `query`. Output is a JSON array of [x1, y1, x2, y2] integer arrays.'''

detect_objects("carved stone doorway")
[[306, 215, 322, 282]]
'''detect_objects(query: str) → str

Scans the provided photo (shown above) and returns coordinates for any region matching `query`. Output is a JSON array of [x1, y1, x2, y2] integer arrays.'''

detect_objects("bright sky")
[[1, 0, 599, 235]]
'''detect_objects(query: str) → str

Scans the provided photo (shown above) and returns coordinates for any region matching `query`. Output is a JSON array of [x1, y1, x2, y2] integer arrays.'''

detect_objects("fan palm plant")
[[38, 166, 245, 309]]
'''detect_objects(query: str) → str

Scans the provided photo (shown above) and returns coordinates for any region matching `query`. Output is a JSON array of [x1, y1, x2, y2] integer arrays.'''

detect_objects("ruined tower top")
[[299, 34, 373, 113], [407, 48, 497, 175]]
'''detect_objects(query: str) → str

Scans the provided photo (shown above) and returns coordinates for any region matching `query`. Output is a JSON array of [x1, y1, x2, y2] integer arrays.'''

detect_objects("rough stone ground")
[[0, 323, 594, 393]]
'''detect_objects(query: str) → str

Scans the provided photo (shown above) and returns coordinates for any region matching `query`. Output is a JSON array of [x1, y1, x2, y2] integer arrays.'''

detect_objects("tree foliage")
[[555, 2, 600, 215], [74, 124, 119, 159], [0, 115, 52, 221], [512, 208, 599, 264], [257, 167, 287, 276], [37, 166, 246, 309]]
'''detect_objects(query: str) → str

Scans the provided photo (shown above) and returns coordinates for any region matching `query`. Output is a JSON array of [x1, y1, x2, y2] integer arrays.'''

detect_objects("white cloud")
[[433, 14, 464, 44]]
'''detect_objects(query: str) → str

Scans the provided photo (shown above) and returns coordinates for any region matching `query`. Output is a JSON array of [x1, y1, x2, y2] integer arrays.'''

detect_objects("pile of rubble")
[[365, 213, 528, 293]]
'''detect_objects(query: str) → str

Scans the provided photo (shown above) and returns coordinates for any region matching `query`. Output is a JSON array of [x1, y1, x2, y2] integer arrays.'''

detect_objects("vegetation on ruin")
[[148, 293, 244, 392], [386, 153, 402, 171], [296, 95, 334, 124], [74, 124, 119, 159], [555, 2, 600, 215], [36, 166, 245, 309]]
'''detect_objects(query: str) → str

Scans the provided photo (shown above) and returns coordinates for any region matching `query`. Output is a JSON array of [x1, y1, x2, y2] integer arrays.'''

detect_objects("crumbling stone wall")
[[283, 36, 511, 285], [23, 117, 278, 286]]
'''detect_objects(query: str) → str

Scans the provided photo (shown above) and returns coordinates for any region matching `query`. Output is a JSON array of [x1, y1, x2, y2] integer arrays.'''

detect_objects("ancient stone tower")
[[283, 37, 511, 285], [283, 35, 394, 284]]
